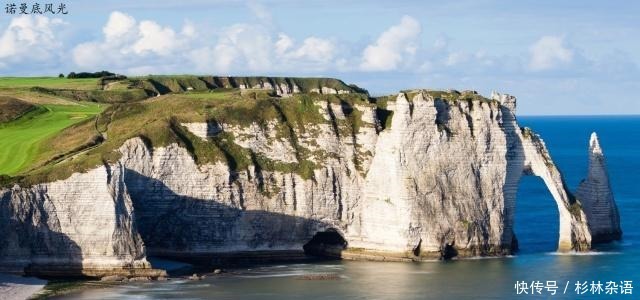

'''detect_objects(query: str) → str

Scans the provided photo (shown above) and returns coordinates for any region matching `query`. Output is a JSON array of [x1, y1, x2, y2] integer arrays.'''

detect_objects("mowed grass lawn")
[[0, 103, 103, 175], [0, 77, 100, 90]]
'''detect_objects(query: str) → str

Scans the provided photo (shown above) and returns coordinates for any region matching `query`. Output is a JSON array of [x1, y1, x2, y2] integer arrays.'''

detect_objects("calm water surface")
[[57, 116, 640, 299]]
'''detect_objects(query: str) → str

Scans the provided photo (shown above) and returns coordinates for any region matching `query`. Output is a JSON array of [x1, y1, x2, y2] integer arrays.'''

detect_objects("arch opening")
[[303, 229, 347, 259], [514, 176, 560, 254]]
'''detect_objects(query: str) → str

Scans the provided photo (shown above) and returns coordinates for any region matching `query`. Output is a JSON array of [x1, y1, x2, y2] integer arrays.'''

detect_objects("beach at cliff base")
[[0, 273, 47, 300]]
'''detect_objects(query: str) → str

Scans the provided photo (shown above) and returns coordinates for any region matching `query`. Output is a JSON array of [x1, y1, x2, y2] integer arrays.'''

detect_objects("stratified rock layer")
[[0, 164, 161, 277], [576, 133, 622, 243], [0, 90, 620, 276]]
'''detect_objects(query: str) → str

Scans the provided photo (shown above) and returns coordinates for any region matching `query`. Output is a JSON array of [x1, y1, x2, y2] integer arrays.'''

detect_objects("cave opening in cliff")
[[515, 176, 560, 254], [303, 229, 347, 259]]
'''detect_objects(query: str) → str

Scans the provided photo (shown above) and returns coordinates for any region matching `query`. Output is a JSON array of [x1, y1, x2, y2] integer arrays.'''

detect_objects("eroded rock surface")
[[0, 90, 621, 276], [0, 164, 158, 277], [576, 133, 622, 243]]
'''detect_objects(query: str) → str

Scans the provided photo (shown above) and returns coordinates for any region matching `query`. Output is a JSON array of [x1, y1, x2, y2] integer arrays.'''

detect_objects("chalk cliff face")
[[0, 90, 621, 276], [0, 164, 158, 277], [575, 133, 622, 243]]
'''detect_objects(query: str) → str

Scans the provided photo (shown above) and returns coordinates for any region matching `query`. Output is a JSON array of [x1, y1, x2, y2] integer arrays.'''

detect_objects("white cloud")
[[211, 44, 238, 71], [181, 20, 196, 38], [215, 24, 273, 71], [72, 43, 102, 68], [529, 36, 574, 71], [360, 15, 421, 71], [133, 20, 180, 56], [71, 9, 343, 74], [272, 34, 337, 70], [0, 15, 64, 67], [73, 11, 193, 70], [275, 33, 293, 56], [291, 37, 335, 63], [103, 11, 136, 42]]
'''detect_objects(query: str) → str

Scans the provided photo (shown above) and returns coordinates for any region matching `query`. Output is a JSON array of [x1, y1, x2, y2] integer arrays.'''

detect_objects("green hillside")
[[0, 103, 103, 175]]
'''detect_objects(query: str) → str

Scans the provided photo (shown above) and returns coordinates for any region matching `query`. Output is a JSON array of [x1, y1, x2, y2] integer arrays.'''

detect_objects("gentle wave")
[[546, 251, 622, 256], [461, 255, 516, 260], [236, 272, 307, 278]]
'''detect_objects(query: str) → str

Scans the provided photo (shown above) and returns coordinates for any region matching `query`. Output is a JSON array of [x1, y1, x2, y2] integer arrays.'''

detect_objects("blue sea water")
[[57, 116, 640, 300]]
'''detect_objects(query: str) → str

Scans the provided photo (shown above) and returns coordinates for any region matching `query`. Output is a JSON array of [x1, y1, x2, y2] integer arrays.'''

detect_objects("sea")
[[54, 116, 640, 299]]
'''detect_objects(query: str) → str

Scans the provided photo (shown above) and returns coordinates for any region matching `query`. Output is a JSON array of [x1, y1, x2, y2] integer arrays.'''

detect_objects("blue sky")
[[0, 0, 638, 115]]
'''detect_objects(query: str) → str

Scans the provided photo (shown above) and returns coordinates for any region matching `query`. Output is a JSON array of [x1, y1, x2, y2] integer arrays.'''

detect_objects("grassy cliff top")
[[0, 75, 501, 187], [0, 76, 360, 91], [373, 89, 495, 110], [0, 77, 100, 90], [127, 75, 366, 94], [0, 75, 366, 105], [0, 80, 371, 186]]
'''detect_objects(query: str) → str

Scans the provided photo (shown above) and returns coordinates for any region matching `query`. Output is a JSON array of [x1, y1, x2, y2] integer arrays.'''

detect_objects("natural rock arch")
[[506, 126, 620, 252], [345, 92, 608, 259], [500, 103, 590, 253]]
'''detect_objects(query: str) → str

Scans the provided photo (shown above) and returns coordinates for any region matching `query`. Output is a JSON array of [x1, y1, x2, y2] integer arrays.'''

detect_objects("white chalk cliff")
[[575, 133, 622, 243], [0, 91, 621, 276]]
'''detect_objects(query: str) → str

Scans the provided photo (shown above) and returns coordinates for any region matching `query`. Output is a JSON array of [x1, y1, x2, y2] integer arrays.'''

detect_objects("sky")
[[0, 0, 638, 115]]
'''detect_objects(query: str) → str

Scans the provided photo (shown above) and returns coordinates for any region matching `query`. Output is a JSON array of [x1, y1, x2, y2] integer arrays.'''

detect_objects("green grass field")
[[0, 77, 100, 90], [0, 103, 103, 175]]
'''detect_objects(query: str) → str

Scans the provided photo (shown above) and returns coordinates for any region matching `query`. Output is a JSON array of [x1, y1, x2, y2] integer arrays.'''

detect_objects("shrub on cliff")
[[67, 71, 116, 79]]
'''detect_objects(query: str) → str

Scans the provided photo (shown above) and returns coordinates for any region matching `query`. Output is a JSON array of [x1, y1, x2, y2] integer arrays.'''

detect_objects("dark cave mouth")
[[303, 230, 347, 259]]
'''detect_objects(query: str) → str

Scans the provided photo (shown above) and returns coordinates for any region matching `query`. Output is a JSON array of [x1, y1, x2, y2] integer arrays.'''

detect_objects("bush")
[[67, 71, 115, 79]]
